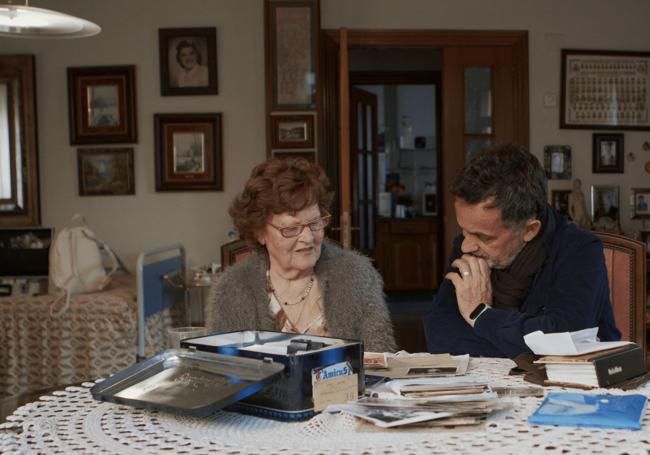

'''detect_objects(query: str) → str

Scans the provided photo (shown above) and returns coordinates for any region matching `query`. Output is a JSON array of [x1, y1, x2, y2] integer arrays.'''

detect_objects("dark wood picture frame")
[[266, 0, 318, 110], [77, 148, 135, 196], [543, 145, 572, 179], [0, 55, 40, 226], [632, 188, 650, 219], [67, 65, 137, 144], [592, 133, 624, 173], [154, 113, 222, 191], [159, 27, 218, 96], [220, 239, 253, 268], [272, 151, 316, 162], [550, 189, 572, 219], [560, 49, 650, 130], [639, 229, 650, 256], [270, 114, 315, 149]]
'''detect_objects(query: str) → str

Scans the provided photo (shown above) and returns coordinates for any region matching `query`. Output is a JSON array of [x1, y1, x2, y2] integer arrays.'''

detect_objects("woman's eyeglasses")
[[268, 214, 332, 238]]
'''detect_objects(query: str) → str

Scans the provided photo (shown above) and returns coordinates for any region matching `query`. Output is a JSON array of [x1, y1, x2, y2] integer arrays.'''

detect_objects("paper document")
[[523, 327, 631, 356], [364, 353, 469, 379]]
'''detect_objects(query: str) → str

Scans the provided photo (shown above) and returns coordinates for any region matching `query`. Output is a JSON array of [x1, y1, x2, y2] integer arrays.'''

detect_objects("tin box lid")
[[91, 348, 284, 416]]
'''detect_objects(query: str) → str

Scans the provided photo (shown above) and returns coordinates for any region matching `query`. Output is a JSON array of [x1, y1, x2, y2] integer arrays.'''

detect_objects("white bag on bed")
[[49, 214, 118, 317]]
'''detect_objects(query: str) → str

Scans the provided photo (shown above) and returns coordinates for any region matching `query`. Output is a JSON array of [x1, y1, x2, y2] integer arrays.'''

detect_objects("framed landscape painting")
[[77, 148, 134, 196], [67, 65, 137, 144], [154, 113, 222, 191]]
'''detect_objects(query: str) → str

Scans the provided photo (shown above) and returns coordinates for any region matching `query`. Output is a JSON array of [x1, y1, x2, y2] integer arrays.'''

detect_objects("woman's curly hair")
[[229, 158, 333, 248]]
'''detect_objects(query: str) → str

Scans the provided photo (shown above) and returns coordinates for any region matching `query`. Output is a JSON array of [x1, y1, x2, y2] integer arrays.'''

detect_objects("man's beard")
[[471, 245, 523, 270]]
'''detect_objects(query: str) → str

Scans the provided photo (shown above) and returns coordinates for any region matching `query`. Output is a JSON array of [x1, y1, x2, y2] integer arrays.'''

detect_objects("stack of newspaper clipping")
[[325, 352, 509, 430]]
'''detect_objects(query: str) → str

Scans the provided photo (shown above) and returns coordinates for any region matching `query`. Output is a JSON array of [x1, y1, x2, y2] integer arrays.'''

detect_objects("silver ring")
[[462, 271, 471, 278]]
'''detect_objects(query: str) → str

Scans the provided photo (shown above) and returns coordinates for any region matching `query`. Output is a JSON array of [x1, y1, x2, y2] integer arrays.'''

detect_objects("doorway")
[[320, 29, 529, 258], [319, 30, 529, 352], [349, 56, 443, 291]]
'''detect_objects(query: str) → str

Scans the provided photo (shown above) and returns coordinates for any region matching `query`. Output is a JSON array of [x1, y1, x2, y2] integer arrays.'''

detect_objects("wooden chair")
[[220, 239, 253, 268], [594, 231, 646, 356]]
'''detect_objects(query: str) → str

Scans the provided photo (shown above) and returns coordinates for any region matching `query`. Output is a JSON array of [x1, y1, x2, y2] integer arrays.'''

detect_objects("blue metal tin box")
[[183, 330, 364, 420]]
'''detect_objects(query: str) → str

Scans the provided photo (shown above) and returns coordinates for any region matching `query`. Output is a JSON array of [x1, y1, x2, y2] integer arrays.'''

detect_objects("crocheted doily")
[[2, 358, 649, 454]]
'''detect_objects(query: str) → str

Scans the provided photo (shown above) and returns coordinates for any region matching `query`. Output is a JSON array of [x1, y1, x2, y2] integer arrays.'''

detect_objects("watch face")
[[469, 303, 486, 320]]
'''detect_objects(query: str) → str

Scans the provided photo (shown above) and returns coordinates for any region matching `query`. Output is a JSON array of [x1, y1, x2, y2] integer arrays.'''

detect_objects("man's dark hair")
[[449, 143, 547, 228]]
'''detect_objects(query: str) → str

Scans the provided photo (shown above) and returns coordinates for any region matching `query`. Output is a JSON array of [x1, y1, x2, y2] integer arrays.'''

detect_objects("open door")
[[440, 45, 528, 259], [320, 30, 528, 267], [349, 86, 378, 254]]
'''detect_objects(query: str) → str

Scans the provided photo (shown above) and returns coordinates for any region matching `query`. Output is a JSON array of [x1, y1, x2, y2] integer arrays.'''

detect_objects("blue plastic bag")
[[528, 392, 647, 430]]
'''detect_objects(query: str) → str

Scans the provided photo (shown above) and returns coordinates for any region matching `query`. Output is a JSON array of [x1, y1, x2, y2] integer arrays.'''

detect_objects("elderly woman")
[[205, 158, 395, 352]]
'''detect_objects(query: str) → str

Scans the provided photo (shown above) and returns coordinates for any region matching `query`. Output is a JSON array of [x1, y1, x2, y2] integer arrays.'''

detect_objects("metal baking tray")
[[91, 348, 285, 416]]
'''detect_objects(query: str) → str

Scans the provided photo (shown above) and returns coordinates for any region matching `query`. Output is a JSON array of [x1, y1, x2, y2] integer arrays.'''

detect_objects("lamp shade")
[[0, 4, 100, 38]]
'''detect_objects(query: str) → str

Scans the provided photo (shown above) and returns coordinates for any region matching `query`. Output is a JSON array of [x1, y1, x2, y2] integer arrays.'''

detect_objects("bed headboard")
[[136, 244, 186, 361]]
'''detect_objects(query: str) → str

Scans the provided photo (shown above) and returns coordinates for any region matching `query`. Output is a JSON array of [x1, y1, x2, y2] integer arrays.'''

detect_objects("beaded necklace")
[[266, 270, 315, 306]]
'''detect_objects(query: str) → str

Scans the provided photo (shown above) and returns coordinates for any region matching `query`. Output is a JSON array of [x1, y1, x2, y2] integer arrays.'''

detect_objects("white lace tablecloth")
[[2, 358, 649, 454], [0, 274, 171, 397]]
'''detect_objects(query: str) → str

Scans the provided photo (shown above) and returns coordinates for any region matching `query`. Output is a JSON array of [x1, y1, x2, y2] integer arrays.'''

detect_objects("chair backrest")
[[220, 239, 253, 268], [135, 244, 185, 361], [593, 231, 646, 355]]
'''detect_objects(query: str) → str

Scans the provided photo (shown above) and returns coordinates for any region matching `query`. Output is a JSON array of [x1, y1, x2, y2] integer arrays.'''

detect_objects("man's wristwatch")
[[469, 303, 491, 321]]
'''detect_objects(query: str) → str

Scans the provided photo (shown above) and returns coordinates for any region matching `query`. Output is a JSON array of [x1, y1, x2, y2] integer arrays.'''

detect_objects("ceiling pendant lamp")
[[0, 1, 100, 38]]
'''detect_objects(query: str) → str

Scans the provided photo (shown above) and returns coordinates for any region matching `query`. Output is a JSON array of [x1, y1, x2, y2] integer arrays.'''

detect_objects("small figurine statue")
[[568, 178, 592, 229]]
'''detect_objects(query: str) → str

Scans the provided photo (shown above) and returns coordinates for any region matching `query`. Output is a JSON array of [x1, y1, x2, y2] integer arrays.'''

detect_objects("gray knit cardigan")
[[205, 240, 396, 352]]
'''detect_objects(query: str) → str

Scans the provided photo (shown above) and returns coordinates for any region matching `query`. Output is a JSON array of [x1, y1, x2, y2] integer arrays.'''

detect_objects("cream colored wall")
[[2, 0, 649, 270], [324, 0, 650, 236], [0, 0, 266, 269]]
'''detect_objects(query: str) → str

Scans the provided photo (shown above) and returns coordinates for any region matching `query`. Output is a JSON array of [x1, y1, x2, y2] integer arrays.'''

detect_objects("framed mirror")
[[0, 55, 40, 226]]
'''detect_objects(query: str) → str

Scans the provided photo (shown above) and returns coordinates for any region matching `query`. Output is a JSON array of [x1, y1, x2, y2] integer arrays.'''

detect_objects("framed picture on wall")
[[67, 65, 138, 144], [77, 148, 135, 196], [632, 188, 650, 219], [268, 0, 318, 109], [639, 229, 650, 256], [272, 151, 316, 162], [154, 113, 222, 191], [220, 239, 253, 268], [543, 145, 572, 179], [560, 49, 650, 130], [550, 189, 572, 219], [593, 133, 624, 173], [270, 114, 314, 149], [591, 185, 620, 224], [158, 27, 218, 96]]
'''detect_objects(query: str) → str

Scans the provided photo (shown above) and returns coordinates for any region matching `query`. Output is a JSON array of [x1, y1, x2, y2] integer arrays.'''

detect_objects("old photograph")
[[173, 132, 205, 173], [88, 85, 120, 127], [159, 27, 218, 96], [593, 133, 624, 173], [543, 145, 571, 179]]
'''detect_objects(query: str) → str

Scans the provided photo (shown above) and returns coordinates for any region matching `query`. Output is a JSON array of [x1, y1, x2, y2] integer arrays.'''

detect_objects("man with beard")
[[424, 143, 620, 358]]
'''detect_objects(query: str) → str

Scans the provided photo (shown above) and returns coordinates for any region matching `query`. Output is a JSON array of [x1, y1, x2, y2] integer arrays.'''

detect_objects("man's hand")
[[445, 254, 492, 327]]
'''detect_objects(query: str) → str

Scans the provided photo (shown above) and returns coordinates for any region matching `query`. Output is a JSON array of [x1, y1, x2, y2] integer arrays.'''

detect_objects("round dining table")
[[1, 357, 649, 454]]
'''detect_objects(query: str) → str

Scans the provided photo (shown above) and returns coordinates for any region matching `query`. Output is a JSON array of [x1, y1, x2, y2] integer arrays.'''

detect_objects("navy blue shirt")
[[424, 205, 620, 358]]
